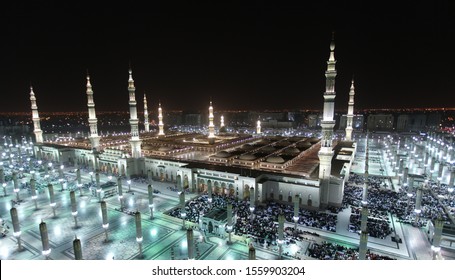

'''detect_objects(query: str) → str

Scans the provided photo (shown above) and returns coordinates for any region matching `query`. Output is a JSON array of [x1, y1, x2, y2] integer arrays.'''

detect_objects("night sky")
[[2, 1, 454, 113]]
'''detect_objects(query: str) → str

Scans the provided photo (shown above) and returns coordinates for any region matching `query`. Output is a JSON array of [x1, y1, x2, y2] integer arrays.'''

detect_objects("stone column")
[[293, 194, 299, 231], [30, 179, 38, 209], [101, 201, 109, 242], [76, 168, 83, 196], [415, 184, 423, 224], [180, 191, 186, 229], [432, 217, 444, 260], [73, 236, 83, 260], [358, 207, 369, 260], [135, 211, 143, 258], [249, 187, 255, 222], [226, 203, 233, 244], [48, 184, 56, 217], [187, 228, 194, 260], [117, 177, 124, 210], [403, 167, 409, 187], [39, 220, 51, 259], [10, 207, 22, 251], [148, 184, 154, 219], [248, 243, 256, 260], [96, 172, 101, 202], [70, 191, 78, 228], [13, 172, 20, 201], [278, 212, 284, 259]]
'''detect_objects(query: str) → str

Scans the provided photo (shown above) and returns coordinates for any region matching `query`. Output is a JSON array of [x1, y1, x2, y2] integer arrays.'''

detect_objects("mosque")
[[29, 35, 358, 210]]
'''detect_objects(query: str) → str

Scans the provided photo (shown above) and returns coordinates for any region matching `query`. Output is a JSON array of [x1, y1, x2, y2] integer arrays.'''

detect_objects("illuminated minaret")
[[86, 73, 100, 151], [29, 86, 43, 143], [345, 78, 355, 141], [318, 33, 337, 205], [256, 119, 261, 134], [143, 93, 150, 132], [158, 102, 165, 137], [128, 67, 142, 158], [208, 101, 215, 144], [220, 115, 225, 128]]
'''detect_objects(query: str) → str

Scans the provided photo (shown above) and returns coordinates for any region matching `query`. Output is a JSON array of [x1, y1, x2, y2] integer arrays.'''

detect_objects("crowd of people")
[[308, 241, 396, 260], [168, 194, 339, 245], [343, 172, 452, 233]]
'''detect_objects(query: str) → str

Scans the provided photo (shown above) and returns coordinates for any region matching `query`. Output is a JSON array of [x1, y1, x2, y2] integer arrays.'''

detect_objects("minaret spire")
[[318, 32, 337, 206], [208, 100, 215, 143], [256, 118, 261, 135], [86, 72, 100, 151], [345, 77, 355, 141], [128, 67, 142, 158], [158, 102, 165, 137], [143, 93, 150, 132], [29, 86, 43, 143]]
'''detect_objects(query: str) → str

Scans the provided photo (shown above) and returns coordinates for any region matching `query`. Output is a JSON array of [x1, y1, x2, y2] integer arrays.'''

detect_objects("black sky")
[[2, 1, 454, 113]]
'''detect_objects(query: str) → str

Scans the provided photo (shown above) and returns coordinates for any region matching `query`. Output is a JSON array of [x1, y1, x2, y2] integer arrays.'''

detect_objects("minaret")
[[208, 101, 215, 144], [220, 115, 225, 128], [256, 119, 261, 134], [158, 102, 165, 137], [143, 93, 150, 132], [318, 33, 337, 205], [86, 73, 100, 151], [345, 78, 355, 141], [128, 67, 142, 158], [29, 86, 43, 143]]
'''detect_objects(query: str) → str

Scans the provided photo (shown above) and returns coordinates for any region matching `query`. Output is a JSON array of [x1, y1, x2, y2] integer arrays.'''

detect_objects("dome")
[[284, 147, 300, 155], [241, 144, 254, 151], [297, 141, 312, 148], [258, 139, 271, 145], [266, 156, 285, 164], [214, 151, 231, 158], [239, 154, 256, 161], [260, 146, 276, 153], [275, 140, 291, 147], [158, 146, 173, 152]]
